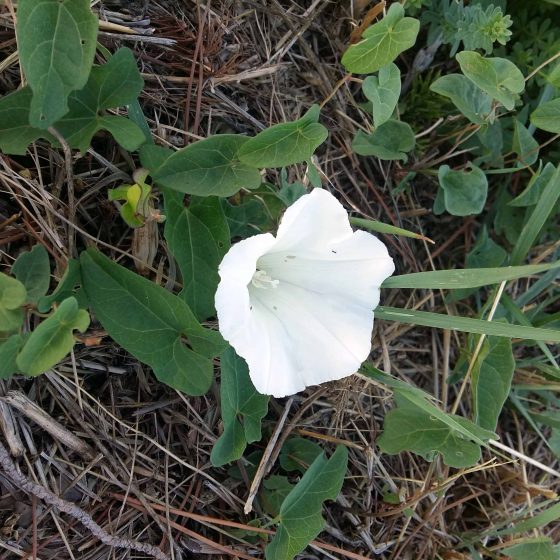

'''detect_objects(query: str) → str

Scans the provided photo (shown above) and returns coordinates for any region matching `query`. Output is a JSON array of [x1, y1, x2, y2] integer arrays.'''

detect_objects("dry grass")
[[1, 1, 559, 559]]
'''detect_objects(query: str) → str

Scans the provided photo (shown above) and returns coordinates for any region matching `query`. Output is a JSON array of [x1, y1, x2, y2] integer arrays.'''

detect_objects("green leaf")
[[0, 273, 26, 332], [377, 396, 485, 468], [260, 476, 295, 518], [237, 105, 328, 168], [109, 178, 152, 228], [430, 73, 493, 124], [456, 51, 525, 111], [12, 245, 51, 304], [0, 272, 27, 310], [375, 306, 560, 342], [438, 164, 488, 216], [511, 165, 560, 265], [37, 259, 82, 313], [510, 162, 557, 207], [351, 216, 431, 242], [341, 3, 420, 74], [352, 119, 415, 161], [16, 297, 89, 376], [511, 119, 539, 167], [279, 438, 323, 474], [383, 261, 559, 289], [80, 249, 226, 395], [0, 49, 144, 155], [0, 88, 56, 155], [164, 191, 230, 321], [498, 501, 560, 536], [362, 63, 401, 128], [530, 98, 560, 134], [141, 136, 262, 196], [266, 446, 348, 560], [502, 538, 556, 560], [473, 337, 515, 431], [0, 334, 25, 379], [54, 48, 145, 152], [16, 0, 98, 128], [210, 347, 269, 467]]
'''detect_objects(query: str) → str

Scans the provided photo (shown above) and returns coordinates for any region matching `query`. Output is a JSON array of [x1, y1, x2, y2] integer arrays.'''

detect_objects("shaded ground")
[[0, 1, 559, 559]]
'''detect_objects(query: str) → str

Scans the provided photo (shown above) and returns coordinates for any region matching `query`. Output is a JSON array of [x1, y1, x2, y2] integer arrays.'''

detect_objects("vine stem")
[[47, 126, 76, 258], [0, 440, 170, 560]]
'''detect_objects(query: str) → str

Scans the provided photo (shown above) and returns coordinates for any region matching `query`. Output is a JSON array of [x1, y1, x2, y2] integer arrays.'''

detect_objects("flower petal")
[[259, 230, 394, 309], [271, 188, 353, 253], [247, 281, 375, 397], [214, 233, 276, 343]]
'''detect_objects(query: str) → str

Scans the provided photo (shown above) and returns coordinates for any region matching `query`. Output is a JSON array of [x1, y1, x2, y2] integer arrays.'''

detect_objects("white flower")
[[215, 189, 395, 398]]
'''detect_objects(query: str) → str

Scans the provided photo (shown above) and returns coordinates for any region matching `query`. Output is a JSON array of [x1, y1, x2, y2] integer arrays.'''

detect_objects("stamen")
[[251, 269, 279, 289]]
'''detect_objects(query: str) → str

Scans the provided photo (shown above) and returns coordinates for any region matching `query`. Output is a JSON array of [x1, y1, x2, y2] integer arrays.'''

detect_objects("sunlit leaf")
[[530, 98, 560, 133], [378, 396, 486, 468], [342, 3, 420, 74], [362, 63, 401, 127], [456, 51, 524, 110], [237, 105, 328, 168], [430, 73, 492, 124], [352, 119, 415, 161], [16, 297, 89, 376]]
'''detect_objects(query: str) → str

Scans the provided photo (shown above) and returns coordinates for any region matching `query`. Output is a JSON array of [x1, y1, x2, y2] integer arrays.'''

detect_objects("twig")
[[244, 398, 293, 514], [3, 391, 94, 459], [0, 440, 170, 560]]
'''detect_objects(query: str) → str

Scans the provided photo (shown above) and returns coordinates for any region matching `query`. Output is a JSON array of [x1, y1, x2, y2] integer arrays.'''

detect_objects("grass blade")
[[382, 261, 560, 289], [376, 306, 560, 342]]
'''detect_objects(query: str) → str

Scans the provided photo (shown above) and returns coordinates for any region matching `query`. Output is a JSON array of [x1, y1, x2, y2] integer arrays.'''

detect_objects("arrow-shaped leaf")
[[80, 249, 226, 396], [265, 446, 348, 560], [211, 347, 269, 467], [237, 105, 328, 168]]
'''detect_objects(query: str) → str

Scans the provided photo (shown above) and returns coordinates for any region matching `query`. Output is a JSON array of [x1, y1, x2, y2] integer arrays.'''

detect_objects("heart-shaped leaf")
[[16, 0, 98, 128], [438, 164, 488, 216], [342, 4, 419, 74], [0, 273, 26, 332], [430, 73, 493, 124], [362, 63, 401, 128], [352, 119, 415, 161], [456, 51, 525, 111]]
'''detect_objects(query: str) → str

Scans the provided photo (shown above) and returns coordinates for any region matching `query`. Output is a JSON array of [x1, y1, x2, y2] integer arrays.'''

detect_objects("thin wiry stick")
[[0, 440, 170, 560]]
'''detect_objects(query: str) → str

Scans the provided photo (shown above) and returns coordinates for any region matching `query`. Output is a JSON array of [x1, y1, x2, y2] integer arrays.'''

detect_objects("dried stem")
[[0, 439, 170, 560]]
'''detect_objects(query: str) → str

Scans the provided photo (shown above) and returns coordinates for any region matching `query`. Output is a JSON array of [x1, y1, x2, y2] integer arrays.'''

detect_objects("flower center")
[[251, 269, 279, 289]]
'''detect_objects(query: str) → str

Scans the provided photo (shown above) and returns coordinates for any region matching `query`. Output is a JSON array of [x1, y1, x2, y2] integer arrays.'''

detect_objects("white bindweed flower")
[[215, 188, 395, 398]]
